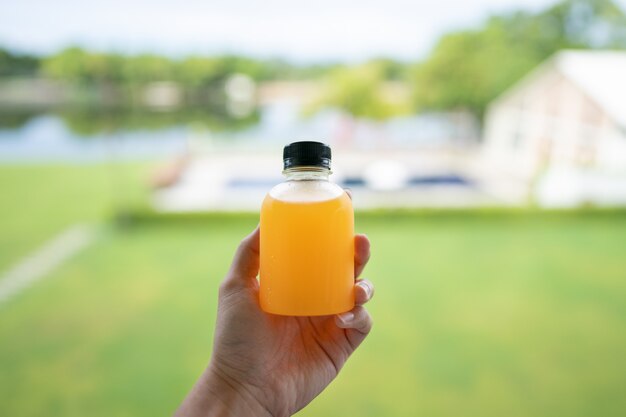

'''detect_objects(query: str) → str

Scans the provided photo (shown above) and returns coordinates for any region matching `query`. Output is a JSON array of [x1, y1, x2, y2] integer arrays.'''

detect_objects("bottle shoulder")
[[267, 180, 345, 203]]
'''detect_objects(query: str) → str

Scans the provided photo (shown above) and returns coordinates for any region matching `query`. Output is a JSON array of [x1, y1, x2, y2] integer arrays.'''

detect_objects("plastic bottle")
[[260, 141, 354, 316]]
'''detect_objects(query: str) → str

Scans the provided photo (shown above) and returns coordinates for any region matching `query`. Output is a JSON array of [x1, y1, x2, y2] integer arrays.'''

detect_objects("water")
[[0, 101, 478, 164], [0, 115, 190, 163]]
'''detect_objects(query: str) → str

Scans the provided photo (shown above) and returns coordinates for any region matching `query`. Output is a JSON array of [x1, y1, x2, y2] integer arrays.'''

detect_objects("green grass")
[[0, 163, 151, 271], [0, 166, 625, 417]]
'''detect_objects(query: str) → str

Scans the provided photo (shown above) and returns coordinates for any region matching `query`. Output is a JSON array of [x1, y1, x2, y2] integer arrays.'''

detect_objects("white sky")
[[1, 0, 625, 62]]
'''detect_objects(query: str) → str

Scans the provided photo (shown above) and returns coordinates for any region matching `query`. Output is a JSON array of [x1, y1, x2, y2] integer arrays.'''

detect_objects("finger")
[[223, 226, 260, 290], [355, 279, 374, 305], [335, 306, 373, 349], [336, 307, 372, 333], [354, 234, 370, 279]]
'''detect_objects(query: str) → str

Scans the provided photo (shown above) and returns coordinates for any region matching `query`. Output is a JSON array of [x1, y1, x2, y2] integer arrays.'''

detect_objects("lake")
[[0, 101, 479, 164]]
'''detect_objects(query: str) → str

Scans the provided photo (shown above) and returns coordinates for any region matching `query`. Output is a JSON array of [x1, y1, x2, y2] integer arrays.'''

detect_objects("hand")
[[175, 227, 374, 417]]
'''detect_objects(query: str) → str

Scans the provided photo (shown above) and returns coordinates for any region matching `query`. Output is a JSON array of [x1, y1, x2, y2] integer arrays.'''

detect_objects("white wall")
[[482, 65, 626, 206]]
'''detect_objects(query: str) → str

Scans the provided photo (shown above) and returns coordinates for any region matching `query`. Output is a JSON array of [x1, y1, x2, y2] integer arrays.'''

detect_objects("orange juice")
[[259, 141, 354, 316]]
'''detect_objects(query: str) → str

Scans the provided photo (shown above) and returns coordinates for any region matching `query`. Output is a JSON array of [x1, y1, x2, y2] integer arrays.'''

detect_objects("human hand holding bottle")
[[174, 227, 374, 417]]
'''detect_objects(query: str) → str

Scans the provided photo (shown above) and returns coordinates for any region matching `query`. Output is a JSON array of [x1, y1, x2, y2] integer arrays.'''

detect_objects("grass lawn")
[[0, 163, 151, 271], [0, 165, 625, 417]]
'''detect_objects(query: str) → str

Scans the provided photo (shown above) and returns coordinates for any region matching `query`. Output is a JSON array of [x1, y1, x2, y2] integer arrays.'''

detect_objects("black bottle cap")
[[283, 141, 331, 170]]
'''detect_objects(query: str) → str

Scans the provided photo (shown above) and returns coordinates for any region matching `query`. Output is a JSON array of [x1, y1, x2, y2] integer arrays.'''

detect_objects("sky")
[[1, 0, 625, 62]]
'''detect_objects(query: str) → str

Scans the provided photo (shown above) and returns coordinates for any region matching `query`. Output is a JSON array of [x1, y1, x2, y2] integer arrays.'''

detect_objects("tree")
[[306, 60, 411, 120], [0, 48, 39, 77], [42, 47, 126, 84], [412, 0, 626, 118]]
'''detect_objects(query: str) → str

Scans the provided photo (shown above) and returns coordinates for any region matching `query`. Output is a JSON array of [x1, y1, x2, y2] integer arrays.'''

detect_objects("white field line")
[[0, 224, 98, 304]]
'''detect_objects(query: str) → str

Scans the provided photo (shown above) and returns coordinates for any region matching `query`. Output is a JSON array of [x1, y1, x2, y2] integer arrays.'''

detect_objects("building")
[[481, 50, 626, 207]]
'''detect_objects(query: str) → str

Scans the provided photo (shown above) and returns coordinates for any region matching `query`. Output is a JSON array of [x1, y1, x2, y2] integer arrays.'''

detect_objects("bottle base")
[[260, 305, 354, 317]]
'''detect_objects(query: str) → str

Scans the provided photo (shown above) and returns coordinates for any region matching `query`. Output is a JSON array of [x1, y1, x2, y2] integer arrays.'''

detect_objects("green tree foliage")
[[0, 48, 39, 77], [57, 107, 259, 136], [306, 60, 411, 120], [40, 47, 336, 87], [122, 54, 174, 84], [42, 47, 126, 83], [412, 0, 626, 117], [367, 57, 411, 81]]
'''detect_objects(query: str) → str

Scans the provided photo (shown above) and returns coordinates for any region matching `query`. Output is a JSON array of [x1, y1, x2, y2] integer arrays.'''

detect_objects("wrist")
[[203, 364, 275, 417]]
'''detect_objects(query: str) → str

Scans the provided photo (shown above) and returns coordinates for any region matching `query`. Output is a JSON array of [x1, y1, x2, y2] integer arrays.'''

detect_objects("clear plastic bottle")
[[260, 141, 354, 316]]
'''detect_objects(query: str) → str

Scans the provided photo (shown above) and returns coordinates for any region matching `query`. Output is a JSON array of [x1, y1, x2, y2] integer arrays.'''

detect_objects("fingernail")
[[338, 312, 354, 324], [357, 281, 372, 299]]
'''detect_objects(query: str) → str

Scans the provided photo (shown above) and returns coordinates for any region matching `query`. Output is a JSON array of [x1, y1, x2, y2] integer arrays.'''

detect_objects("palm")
[[262, 315, 352, 408]]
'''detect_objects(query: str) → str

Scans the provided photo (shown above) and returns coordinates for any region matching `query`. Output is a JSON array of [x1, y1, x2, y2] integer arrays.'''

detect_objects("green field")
[[1, 165, 625, 417], [0, 164, 151, 272]]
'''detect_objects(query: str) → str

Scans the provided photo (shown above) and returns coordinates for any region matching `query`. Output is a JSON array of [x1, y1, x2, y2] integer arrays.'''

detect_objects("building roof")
[[555, 50, 626, 129], [489, 50, 626, 129]]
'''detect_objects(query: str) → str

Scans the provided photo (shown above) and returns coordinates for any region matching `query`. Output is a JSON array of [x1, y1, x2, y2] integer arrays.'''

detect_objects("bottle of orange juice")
[[260, 141, 354, 316]]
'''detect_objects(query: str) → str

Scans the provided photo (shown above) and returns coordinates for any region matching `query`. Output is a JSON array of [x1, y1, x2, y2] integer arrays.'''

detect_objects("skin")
[[174, 228, 374, 417]]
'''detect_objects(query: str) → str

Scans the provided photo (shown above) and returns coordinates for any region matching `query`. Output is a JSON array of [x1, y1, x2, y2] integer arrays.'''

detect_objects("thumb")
[[223, 226, 260, 290]]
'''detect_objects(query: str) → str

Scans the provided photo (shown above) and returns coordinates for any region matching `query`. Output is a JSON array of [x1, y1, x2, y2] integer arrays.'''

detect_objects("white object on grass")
[[0, 224, 97, 304]]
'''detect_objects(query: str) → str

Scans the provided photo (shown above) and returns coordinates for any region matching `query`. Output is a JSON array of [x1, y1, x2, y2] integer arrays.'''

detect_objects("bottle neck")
[[283, 167, 330, 181]]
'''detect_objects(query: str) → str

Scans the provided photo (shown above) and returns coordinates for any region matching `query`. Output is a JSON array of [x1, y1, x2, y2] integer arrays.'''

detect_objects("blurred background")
[[0, 0, 625, 416]]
